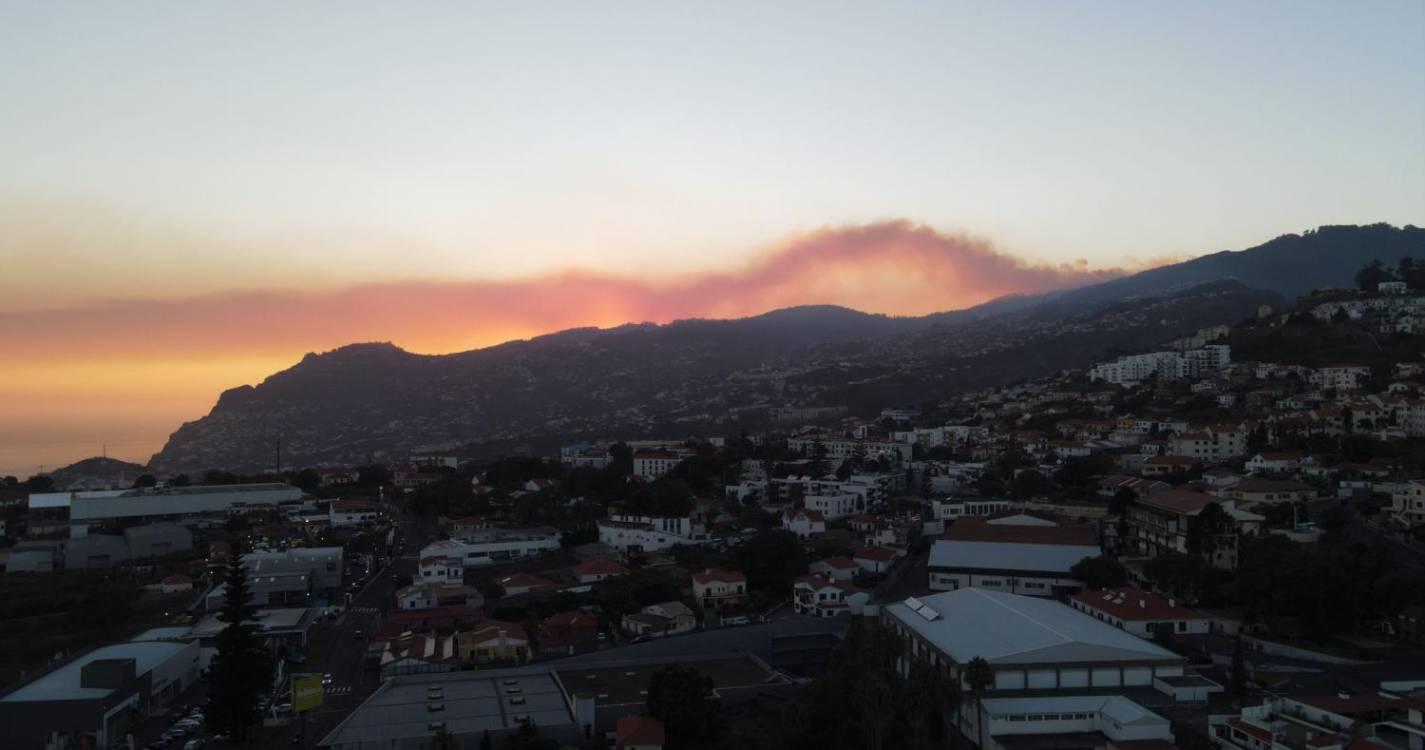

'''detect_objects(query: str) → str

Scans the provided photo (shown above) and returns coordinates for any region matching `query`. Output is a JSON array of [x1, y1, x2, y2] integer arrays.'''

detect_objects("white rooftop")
[[0, 640, 193, 702], [884, 589, 1181, 666], [981, 694, 1168, 727], [928, 540, 1101, 574]]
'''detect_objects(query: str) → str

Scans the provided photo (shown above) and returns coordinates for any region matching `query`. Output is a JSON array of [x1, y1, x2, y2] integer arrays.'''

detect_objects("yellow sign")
[[293, 673, 324, 713]]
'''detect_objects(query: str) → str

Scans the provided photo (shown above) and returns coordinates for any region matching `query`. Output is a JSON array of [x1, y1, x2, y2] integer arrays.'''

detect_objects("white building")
[[804, 493, 857, 519], [1069, 587, 1212, 639], [417, 527, 561, 568], [632, 451, 684, 481], [883, 589, 1185, 749], [928, 540, 1098, 596], [328, 499, 380, 528], [1311, 365, 1372, 391], [785, 436, 913, 467], [931, 498, 1012, 522], [28, 483, 305, 538], [1089, 345, 1231, 385], [597, 515, 708, 553]]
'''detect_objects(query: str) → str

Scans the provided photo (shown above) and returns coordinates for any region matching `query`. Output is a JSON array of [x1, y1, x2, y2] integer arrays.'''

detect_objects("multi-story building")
[[928, 515, 1101, 596], [1170, 424, 1248, 462], [793, 574, 869, 617], [329, 499, 380, 527], [884, 589, 1185, 749], [1125, 490, 1262, 570], [632, 451, 684, 481], [785, 436, 913, 467], [597, 515, 708, 554], [691, 569, 747, 611], [1311, 365, 1372, 391], [930, 498, 1012, 521], [804, 493, 857, 519]]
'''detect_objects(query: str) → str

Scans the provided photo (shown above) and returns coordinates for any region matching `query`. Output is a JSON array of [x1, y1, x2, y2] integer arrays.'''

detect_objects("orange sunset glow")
[[2, 221, 1143, 473]]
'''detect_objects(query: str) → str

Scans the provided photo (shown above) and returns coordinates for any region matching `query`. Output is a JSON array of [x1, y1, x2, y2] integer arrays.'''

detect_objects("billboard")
[[292, 673, 324, 713]]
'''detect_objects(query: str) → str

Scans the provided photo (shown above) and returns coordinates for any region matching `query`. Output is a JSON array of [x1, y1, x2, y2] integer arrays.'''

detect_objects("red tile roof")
[[1071, 587, 1201, 622], [617, 716, 666, 747], [692, 569, 746, 585], [855, 546, 897, 563], [1138, 489, 1216, 515], [943, 516, 1098, 546]]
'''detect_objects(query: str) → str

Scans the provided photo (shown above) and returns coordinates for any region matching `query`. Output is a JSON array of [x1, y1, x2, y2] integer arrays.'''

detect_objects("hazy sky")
[[1, 1, 1422, 475]]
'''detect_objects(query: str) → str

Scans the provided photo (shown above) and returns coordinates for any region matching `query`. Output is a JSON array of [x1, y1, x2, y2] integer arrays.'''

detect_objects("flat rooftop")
[[320, 665, 575, 746], [191, 608, 315, 638], [554, 654, 774, 708], [0, 640, 193, 703]]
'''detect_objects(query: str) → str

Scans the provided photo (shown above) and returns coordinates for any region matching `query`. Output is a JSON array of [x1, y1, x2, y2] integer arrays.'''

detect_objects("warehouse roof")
[[0, 640, 194, 703], [929, 540, 1100, 574], [884, 589, 1181, 666]]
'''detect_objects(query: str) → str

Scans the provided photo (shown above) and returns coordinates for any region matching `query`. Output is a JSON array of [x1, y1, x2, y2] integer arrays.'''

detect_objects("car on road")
[[322, 673, 333, 685], [353, 629, 365, 640], [182, 740, 205, 750]]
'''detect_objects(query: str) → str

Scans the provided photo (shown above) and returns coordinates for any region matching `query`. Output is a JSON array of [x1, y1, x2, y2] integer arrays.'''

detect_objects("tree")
[[1355, 259, 1394, 291], [1230, 636, 1247, 695], [132, 474, 158, 488], [207, 545, 274, 740], [169, 473, 191, 487], [1071, 555, 1128, 590], [292, 468, 322, 493], [964, 657, 994, 750], [646, 665, 718, 744], [1185, 502, 1232, 558]]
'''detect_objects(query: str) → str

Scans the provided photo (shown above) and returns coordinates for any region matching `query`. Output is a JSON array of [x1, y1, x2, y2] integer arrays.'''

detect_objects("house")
[[1069, 587, 1211, 639], [1142, 456, 1198, 477], [328, 499, 380, 528], [853, 546, 899, 574], [537, 610, 600, 657], [1126, 490, 1263, 570], [378, 605, 487, 639], [456, 621, 530, 666], [573, 558, 629, 584], [418, 555, 464, 584], [1210, 478, 1314, 506], [616, 716, 666, 750], [793, 574, 870, 617], [1243, 452, 1304, 474], [1212, 694, 1412, 750], [691, 569, 747, 612], [883, 589, 1184, 749], [808, 556, 858, 582], [497, 573, 557, 596], [621, 601, 696, 638], [396, 582, 482, 611], [782, 509, 827, 539], [378, 631, 460, 678]]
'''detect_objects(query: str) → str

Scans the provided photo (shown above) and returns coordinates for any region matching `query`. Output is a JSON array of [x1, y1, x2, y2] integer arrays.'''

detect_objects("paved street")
[[274, 512, 431, 749]]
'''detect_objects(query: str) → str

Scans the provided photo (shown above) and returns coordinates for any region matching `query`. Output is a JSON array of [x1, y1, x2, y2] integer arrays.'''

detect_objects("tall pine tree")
[[207, 544, 274, 740]]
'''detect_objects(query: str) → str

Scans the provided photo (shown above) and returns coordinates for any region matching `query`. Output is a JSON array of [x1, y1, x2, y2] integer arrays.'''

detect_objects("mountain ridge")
[[149, 224, 1423, 473]]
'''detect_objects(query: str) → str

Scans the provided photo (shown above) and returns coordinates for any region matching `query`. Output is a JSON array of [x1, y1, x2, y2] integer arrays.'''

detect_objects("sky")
[[1, 2, 1422, 476]]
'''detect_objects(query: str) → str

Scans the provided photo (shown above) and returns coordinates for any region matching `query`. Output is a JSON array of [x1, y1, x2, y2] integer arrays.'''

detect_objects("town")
[[5, 265, 1425, 750]]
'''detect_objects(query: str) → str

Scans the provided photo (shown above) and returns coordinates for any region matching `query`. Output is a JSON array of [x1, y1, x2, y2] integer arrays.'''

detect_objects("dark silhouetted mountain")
[[149, 224, 1421, 473], [45, 456, 150, 490]]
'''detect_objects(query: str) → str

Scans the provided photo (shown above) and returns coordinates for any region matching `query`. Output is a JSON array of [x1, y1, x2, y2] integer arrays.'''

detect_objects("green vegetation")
[[207, 546, 275, 741]]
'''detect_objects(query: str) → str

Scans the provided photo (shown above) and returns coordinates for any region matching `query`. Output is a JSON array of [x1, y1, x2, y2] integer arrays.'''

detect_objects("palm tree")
[[963, 657, 994, 750]]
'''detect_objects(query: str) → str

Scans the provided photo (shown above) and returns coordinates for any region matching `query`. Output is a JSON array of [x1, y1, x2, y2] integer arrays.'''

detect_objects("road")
[[275, 511, 432, 749]]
